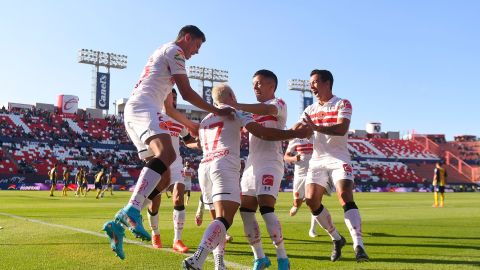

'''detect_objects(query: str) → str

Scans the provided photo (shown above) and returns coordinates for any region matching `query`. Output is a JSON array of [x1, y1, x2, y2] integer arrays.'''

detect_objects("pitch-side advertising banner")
[[203, 86, 213, 105]]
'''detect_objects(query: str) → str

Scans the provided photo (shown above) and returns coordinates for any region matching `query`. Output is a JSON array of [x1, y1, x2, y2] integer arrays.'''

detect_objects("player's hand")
[[303, 113, 319, 132], [294, 123, 313, 138], [216, 107, 235, 120], [187, 122, 200, 138]]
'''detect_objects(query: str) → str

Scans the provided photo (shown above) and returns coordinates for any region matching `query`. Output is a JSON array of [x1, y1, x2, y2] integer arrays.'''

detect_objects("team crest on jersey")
[[159, 121, 169, 130], [262, 175, 274, 186]]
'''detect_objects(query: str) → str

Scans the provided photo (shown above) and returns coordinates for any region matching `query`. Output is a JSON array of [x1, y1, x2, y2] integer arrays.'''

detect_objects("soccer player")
[[301, 69, 369, 262], [182, 161, 195, 205], [231, 69, 292, 269], [284, 137, 319, 237], [432, 161, 447, 207], [183, 83, 309, 270], [48, 164, 58, 197], [82, 168, 90, 197], [102, 25, 234, 260], [102, 170, 114, 196], [145, 89, 198, 253], [94, 168, 106, 199], [61, 167, 71, 196], [75, 167, 84, 196]]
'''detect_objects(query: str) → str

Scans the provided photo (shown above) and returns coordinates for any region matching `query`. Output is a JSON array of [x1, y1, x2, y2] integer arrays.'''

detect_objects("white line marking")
[[0, 212, 249, 270]]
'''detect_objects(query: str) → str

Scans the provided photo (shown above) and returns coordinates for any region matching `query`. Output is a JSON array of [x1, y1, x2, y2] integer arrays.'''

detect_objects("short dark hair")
[[177, 25, 206, 42], [253, 69, 278, 91], [310, 69, 334, 89]]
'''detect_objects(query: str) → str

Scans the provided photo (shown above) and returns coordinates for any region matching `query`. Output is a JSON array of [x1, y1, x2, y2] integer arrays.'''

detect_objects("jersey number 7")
[[202, 122, 224, 151]]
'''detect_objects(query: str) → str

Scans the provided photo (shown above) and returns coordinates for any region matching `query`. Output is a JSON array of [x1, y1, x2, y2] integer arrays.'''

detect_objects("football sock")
[[312, 205, 341, 241], [240, 209, 265, 260], [173, 205, 186, 242]]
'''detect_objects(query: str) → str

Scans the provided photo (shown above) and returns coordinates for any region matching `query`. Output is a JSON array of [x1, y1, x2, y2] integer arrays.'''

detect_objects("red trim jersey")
[[160, 114, 189, 167], [300, 96, 352, 162], [247, 98, 287, 164], [182, 167, 195, 181], [199, 105, 254, 167], [129, 42, 187, 111], [286, 138, 313, 177]]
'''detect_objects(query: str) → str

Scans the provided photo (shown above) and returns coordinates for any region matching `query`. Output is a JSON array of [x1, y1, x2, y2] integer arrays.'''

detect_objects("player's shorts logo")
[[262, 175, 274, 186], [343, 164, 353, 173], [159, 121, 169, 130]]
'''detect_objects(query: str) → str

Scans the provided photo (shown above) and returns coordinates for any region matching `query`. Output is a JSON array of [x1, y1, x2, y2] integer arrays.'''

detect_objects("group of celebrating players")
[[101, 25, 369, 270]]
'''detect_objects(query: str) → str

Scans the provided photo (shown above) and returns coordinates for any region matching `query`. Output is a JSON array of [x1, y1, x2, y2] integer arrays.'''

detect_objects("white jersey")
[[247, 98, 287, 164], [199, 105, 254, 168], [161, 114, 189, 167], [286, 138, 313, 178], [300, 95, 352, 162], [182, 167, 195, 181], [128, 42, 187, 110]]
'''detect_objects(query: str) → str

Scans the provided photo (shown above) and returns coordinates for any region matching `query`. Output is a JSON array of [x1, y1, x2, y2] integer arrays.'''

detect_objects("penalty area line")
[[0, 212, 249, 270]]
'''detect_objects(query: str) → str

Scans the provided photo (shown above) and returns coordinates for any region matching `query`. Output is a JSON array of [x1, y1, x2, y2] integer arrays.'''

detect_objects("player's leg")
[[115, 134, 175, 241], [147, 193, 162, 248], [256, 167, 289, 270], [49, 183, 55, 196], [240, 165, 270, 269], [334, 166, 369, 263], [172, 182, 188, 253], [195, 197, 205, 226], [290, 176, 304, 216], [439, 187, 445, 207], [305, 164, 345, 262], [184, 168, 240, 270]]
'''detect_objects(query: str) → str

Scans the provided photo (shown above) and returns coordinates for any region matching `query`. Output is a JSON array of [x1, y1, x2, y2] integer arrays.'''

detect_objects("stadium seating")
[[4, 107, 478, 186]]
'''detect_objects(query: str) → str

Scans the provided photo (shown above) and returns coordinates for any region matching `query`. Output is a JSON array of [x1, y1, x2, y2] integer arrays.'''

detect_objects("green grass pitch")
[[0, 191, 479, 269]]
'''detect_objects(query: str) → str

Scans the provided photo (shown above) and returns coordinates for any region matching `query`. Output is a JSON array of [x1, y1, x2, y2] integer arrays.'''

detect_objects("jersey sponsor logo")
[[262, 175, 274, 186]]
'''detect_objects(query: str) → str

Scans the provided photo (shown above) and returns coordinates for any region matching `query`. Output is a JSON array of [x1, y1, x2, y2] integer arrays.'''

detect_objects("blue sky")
[[1, 1, 479, 140]]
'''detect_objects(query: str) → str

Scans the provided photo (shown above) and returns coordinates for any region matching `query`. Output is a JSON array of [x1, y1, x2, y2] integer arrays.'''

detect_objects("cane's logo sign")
[[63, 97, 79, 111]]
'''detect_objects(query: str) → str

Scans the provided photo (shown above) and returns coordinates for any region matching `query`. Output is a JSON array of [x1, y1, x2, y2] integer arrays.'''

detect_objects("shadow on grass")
[[368, 232, 480, 240], [372, 257, 480, 266]]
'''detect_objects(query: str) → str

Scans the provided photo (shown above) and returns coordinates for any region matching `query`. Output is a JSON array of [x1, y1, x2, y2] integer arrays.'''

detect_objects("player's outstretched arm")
[[245, 122, 310, 141], [303, 113, 350, 136], [173, 74, 234, 117], [164, 93, 199, 136], [233, 102, 278, 116]]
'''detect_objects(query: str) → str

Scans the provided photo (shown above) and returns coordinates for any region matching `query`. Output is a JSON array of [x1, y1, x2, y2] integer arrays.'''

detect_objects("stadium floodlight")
[[188, 66, 229, 83], [288, 79, 310, 92], [78, 49, 127, 70], [78, 49, 128, 110], [288, 78, 313, 111]]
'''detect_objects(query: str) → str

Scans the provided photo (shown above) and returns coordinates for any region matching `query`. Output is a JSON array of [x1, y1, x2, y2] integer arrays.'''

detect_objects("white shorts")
[[184, 180, 192, 191], [169, 161, 184, 186], [292, 175, 307, 200], [240, 162, 284, 198], [199, 162, 241, 205], [124, 102, 170, 160], [306, 159, 354, 192]]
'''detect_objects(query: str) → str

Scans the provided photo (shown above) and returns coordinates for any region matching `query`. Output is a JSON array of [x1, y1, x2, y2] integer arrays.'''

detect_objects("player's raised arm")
[[243, 119, 310, 141]]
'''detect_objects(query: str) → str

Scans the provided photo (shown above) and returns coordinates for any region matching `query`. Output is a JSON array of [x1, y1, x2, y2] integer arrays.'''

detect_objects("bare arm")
[[234, 102, 278, 116], [303, 113, 350, 136], [245, 122, 310, 141], [164, 93, 199, 136], [284, 151, 299, 163]]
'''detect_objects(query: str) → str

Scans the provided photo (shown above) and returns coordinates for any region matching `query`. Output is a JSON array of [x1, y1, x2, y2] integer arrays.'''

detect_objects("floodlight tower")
[[188, 66, 228, 105], [288, 79, 313, 112], [77, 49, 127, 111]]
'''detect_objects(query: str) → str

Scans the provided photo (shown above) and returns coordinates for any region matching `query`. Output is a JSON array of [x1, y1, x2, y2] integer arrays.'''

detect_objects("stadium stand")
[[0, 106, 478, 191]]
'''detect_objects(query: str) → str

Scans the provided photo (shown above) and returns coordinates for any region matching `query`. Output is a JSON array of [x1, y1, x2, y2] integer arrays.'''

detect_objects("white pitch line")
[[0, 212, 249, 270]]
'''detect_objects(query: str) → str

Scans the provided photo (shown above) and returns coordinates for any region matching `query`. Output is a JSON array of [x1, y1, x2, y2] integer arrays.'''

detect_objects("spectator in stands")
[[301, 69, 369, 262], [432, 161, 447, 207]]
